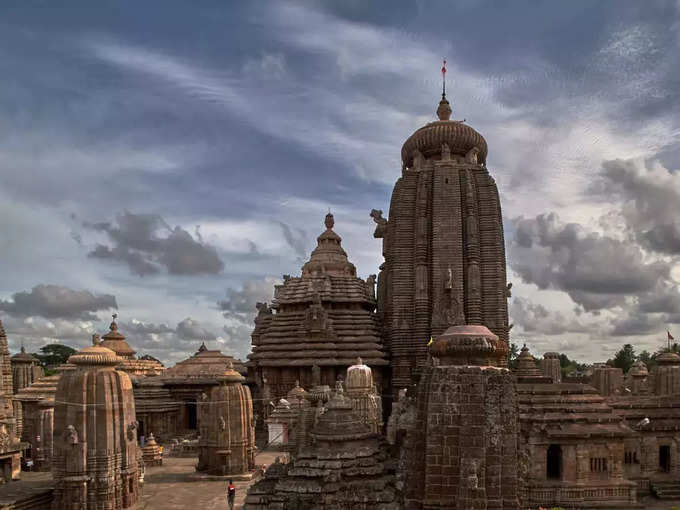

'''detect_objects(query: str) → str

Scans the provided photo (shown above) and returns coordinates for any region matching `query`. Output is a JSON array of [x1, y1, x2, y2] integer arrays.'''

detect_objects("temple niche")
[[372, 91, 510, 393], [248, 212, 388, 424], [11, 346, 43, 394], [196, 361, 255, 477], [52, 336, 139, 509]]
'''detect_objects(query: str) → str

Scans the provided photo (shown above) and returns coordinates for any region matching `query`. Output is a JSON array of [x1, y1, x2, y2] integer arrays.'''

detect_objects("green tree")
[[612, 344, 636, 373], [638, 349, 657, 370], [508, 343, 521, 370], [33, 343, 76, 372]]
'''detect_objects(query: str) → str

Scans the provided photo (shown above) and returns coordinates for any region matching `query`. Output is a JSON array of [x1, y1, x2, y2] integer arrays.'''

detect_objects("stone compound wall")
[[403, 365, 519, 509]]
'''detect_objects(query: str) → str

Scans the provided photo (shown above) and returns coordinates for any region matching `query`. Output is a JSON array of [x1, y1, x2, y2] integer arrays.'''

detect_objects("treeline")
[[509, 341, 679, 377]]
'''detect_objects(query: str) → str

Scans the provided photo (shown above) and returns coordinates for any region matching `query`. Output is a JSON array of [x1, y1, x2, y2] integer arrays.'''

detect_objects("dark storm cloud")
[[0, 284, 117, 320], [509, 212, 668, 311], [611, 313, 660, 337], [218, 278, 278, 316], [175, 317, 216, 340], [509, 296, 589, 336], [275, 221, 308, 261], [84, 211, 224, 276], [591, 159, 680, 255]]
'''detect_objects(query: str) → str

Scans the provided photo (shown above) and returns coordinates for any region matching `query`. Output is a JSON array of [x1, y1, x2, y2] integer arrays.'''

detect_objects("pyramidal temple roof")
[[249, 213, 388, 368], [100, 315, 136, 359], [301, 213, 356, 278]]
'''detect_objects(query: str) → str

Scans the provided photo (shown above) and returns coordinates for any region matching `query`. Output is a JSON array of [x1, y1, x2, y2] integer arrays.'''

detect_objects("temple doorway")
[[660, 445, 671, 472], [547, 444, 562, 479], [187, 400, 197, 430]]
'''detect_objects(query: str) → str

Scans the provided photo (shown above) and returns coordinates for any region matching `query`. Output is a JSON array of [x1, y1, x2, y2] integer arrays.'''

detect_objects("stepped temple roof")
[[11, 346, 39, 363], [517, 382, 635, 438], [100, 315, 136, 359], [163, 342, 246, 379], [249, 213, 388, 368]]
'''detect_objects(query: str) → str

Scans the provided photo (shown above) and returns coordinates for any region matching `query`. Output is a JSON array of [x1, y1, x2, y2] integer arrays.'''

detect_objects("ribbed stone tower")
[[52, 337, 139, 509], [197, 361, 255, 477], [11, 346, 43, 394], [372, 91, 510, 390]]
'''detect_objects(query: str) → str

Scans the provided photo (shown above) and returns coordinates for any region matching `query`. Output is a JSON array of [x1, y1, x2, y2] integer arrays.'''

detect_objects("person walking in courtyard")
[[226, 479, 236, 509]]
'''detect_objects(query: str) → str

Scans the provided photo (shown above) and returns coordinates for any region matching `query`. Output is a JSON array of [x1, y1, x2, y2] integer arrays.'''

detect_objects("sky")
[[1, 0, 680, 366]]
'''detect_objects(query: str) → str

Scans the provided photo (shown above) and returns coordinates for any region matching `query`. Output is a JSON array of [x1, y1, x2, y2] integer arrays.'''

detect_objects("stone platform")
[[135, 453, 281, 509], [0, 471, 53, 509]]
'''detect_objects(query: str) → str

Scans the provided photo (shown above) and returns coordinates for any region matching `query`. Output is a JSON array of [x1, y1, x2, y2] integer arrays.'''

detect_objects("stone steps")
[[651, 480, 680, 499]]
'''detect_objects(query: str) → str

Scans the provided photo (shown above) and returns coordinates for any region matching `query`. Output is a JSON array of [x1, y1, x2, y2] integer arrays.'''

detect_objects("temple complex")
[[4, 76, 680, 510], [372, 91, 511, 392], [51, 336, 139, 509], [10, 347, 43, 394], [248, 212, 388, 421], [196, 361, 255, 477]]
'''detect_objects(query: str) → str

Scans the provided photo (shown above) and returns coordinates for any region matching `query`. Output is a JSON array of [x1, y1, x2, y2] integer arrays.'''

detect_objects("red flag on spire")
[[441, 59, 447, 75], [669, 330, 675, 341]]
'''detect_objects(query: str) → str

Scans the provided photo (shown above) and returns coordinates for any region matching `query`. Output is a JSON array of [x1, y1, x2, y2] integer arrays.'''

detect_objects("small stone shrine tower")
[[100, 314, 136, 360], [197, 361, 255, 477], [372, 84, 511, 391], [0, 319, 22, 483], [11, 346, 43, 394], [244, 381, 398, 509], [404, 324, 519, 509], [52, 336, 139, 509], [345, 357, 383, 433]]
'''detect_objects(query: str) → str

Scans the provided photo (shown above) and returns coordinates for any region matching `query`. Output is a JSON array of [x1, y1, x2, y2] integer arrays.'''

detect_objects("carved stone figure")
[[465, 146, 480, 164], [64, 424, 78, 445]]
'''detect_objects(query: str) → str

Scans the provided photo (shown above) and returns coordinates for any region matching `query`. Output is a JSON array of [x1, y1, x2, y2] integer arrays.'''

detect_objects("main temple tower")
[[373, 81, 510, 392]]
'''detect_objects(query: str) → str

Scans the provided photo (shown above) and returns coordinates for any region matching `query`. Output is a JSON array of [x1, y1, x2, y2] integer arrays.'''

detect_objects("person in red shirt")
[[226, 480, 235, 509]]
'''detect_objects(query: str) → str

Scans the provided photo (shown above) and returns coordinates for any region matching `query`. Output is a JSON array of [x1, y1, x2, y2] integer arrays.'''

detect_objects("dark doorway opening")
[[547, 444, 562, 479], [138, 420, 145, 441], [660, 445, 671, 472], [187, 400, 197, 430]]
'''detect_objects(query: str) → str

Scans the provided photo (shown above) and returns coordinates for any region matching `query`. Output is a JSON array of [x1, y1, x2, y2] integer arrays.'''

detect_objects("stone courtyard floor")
[[135, 451, 283, 510]]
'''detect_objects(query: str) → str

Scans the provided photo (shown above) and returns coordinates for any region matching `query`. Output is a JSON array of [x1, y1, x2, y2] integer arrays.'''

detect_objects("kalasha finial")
[[110, 313, 118, 331], [325, 211, 334, 230], [437, 58, 452, 121]]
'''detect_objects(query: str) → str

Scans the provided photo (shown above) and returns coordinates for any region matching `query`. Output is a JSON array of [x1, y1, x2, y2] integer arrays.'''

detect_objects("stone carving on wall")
[[219, 416, 226, 431], [256, 302, 272, 317], [0, 424, 11, 450], [64, 424, 78, 444], [370, 209, 388, 238], [462, 458, 479, 489], [465, 146, 480, 164], [441, 142, 451, 160], [127, 421, 138, 442], [367, 274, 377, 300], [304, 293, 333, 337]]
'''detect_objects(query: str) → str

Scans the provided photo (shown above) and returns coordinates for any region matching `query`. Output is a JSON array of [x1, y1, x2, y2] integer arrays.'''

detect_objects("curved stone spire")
[[301, 212, 357, 277]]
